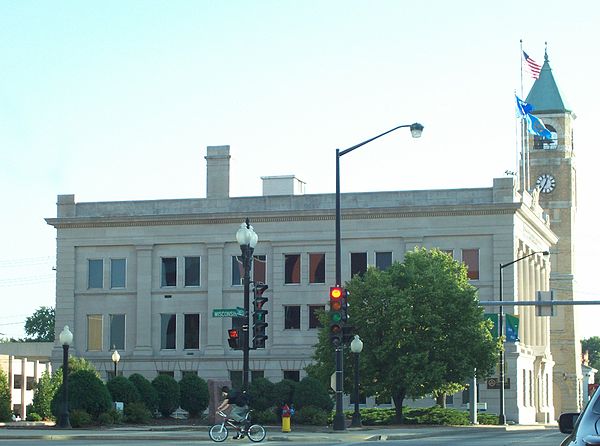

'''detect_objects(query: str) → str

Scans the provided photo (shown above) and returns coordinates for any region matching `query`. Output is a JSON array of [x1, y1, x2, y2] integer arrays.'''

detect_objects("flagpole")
[[518, 40, 526, 193]]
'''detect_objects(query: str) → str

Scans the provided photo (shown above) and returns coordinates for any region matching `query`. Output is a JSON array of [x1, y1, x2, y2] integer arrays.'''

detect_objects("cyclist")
[[216, 386, 249, 439]]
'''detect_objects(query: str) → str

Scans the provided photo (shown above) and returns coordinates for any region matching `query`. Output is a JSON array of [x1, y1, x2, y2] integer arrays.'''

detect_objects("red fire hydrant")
[[281, 404, 291, 432]]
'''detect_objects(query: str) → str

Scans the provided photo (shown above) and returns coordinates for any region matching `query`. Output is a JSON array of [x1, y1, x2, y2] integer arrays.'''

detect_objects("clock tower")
[[524, 50, 582, 415]]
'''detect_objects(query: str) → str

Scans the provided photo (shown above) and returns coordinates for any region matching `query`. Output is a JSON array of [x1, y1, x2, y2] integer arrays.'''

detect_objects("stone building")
[[46, 143, 557, 423]]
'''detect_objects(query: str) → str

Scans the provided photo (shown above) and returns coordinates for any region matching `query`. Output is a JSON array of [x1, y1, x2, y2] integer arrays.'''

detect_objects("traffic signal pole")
[[333, 149, 346, 431]]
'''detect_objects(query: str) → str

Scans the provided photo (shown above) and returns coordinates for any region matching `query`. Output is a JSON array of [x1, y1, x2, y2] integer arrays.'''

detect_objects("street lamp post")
[[498, 250, 549, 424], [57, 325, 73, 429], [112, 349, 120, 378], [333, 122, 423, 430], [350, 335, 364, 428], [236, 218, 259, 390]]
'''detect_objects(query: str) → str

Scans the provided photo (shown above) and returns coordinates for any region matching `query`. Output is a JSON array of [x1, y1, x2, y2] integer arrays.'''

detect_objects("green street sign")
[[212, 308, 245, 318]]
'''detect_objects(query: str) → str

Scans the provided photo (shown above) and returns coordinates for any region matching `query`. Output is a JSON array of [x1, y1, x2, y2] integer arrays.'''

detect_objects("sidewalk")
[[0, 421, 554, 442]]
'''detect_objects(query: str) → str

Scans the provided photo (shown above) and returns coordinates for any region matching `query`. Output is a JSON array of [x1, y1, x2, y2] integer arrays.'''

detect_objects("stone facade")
[[46, 145, 558, 423]]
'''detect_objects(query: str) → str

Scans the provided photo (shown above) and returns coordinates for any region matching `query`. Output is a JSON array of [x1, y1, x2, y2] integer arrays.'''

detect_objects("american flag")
[[522, 51, 542, 79]]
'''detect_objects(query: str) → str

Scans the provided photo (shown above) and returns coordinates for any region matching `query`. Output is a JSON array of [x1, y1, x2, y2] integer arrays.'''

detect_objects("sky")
[[1, 0, 599, 340]]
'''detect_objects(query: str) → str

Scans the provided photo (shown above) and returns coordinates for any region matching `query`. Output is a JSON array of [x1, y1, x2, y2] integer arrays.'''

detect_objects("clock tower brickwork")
[[524, 52, 582, 415]]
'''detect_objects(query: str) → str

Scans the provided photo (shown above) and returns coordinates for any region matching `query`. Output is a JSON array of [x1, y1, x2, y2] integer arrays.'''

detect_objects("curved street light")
[[333, 122, 424, 431]]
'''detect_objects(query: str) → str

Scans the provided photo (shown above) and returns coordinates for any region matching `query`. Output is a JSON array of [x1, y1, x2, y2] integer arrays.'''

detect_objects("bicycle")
[[209, 410, 266, 442]]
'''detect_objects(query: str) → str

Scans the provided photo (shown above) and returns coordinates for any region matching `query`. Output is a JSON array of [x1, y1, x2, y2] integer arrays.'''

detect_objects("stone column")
[[134, 245, 153, 356], [529, 258, 537, 346], [519, 252, 533, 347], [534, 257, 542, 347], [206, 244, 226, 351], [20, 357, 27, 419]]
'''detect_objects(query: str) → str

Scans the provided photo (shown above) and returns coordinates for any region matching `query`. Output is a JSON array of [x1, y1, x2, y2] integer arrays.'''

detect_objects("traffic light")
[[252, 283, 269, 349], [329, 286, 344, 346], [227, 328, 241, 349], [341, 289, 349, 322]]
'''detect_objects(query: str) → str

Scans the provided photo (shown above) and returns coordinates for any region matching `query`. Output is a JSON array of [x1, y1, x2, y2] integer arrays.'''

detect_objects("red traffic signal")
[[228, 328, 241, 349]]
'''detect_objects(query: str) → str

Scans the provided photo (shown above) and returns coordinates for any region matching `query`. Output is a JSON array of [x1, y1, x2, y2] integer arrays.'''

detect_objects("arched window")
[[534, 124, 558, 150]]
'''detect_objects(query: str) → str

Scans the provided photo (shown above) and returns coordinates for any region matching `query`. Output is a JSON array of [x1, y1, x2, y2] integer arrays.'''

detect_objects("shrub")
[[106, 408, 124, 424], [129, 374, 159, 413], [251, 408, 278, 425], [51, 370, 113, 420], [0, 370, 12, 422], [26, 412, 43, 422], [152, 374, 180, 417], [107, 376, 140, 406], [247, 378, 275, 411], [477, 412, 499, 425], [31, 370, 60, 420], [358, 407, 396, 425], [97, 412, 114, 426], [293, 376, 333, 411], [124, 401, 152, 424], [272, 379, 297, 407], [294, 406, 329, 425], [178, 374, 209, 418], [69, 409, 92, 428]]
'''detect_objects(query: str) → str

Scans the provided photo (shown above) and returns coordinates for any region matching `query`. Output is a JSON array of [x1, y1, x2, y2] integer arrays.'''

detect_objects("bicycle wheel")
[[208, 424, 229, 442], [246, 423, 266, 442]]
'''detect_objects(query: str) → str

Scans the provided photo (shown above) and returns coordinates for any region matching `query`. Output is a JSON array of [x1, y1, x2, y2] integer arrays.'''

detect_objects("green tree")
[[24, 306, 55, 342], [51, 369, 113, 419], [293, 376, 333, 411], [247, 377, 276, 411], [152, 374, 180, 417], [129, 374, 158, 413], [31, 370, 61, 420], [0, 370, 11, 422], [308, 248, 498, 423], [582, 337, 600, 371], [106, 376, 140, 406], [178, 374, 209, 417]]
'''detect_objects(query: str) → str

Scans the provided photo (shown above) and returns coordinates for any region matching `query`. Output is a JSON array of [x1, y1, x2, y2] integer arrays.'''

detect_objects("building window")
[[184, 314, 200, 349], [232, 255, 266, 286], [26, 376, 35, 390], [182, 371, 197, 379], [230, 370, 242, 389], [88, 259, 103, 289], [251, 370, 264, 381], [283, 370, 300, 382], [351, 252, 367, 277], [13, 375, 22, 389], [110, 258, 126, 288], [375, 252, 392, 271], [309, 305, 325, 329], [309, 253, 325, 284], [185, 256, 201, 287], [461, 249, 480, 280], [253, 255, 266, 284], [161, 257, 177, 287], [158, 371, 175, 377], [375, 394, 391, 405], [87, 314, 103, 351], [161, 314, 176, 349], [284, 305, 301, 329], [284, 254, 301, 284], [109, 314, 125, 350]]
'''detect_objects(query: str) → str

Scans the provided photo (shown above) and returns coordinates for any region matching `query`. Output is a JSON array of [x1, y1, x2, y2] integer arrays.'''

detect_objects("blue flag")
[[525, 114, 552, 139], [515, 94, 552, 140], [515, 95, 534, 117]]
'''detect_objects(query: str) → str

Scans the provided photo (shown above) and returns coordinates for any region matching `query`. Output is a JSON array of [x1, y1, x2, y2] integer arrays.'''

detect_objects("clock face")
[[536, 174, 556, 193]]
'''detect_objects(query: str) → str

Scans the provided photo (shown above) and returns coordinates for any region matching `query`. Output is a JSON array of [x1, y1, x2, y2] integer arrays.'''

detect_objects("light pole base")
[[333, 412, 346, 430], [350, 412, 362, 428], [498, 414, 507, 425]]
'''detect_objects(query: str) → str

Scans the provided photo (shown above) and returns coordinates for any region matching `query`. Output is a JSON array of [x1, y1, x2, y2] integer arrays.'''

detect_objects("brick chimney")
[[205, 145, 230, 199]]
